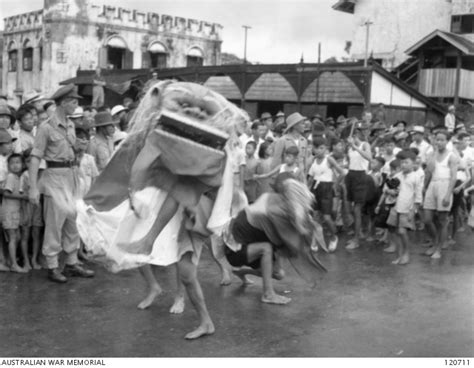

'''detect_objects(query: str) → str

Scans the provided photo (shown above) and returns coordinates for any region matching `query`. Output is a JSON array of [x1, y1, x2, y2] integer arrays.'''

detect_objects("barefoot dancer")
[[77, 81, 249, 339], [224, 173, 327, 304]]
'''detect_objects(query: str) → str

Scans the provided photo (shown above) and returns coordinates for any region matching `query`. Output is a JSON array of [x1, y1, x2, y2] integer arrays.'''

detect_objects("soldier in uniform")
[[29, 84, 94, 283], [271, 112, 311, 179]]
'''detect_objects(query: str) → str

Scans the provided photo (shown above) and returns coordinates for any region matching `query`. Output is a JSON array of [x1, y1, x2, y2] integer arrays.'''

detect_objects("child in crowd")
[[330, 151, 352, 230], [75, 128, 100, 261], [385, 150, 422, 264], [375, 159, 401, 251], [255, 146, 304, 183], [307, 137, 345, 252], [244, 141, 259, 203], [255, 142, 274, 198], [365, 156, 385, 241], [75, 128, 99, 198], [0, 129, 14, 271], [19, 154, 43, 270], [3, 154, 29, 272], [410, 147, 426, 231]]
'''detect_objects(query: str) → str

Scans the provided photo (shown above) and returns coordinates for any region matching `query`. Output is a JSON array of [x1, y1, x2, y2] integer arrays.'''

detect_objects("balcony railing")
[[419, 68, 474, 100]]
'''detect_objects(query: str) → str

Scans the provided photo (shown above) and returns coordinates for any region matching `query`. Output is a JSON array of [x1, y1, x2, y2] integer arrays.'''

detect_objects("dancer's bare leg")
[[170, 263, 185, 314], [424, 209, 438, 256], [119, 194, 179, 255], [243, 242, 290, 305], [208, 236, 231, 285], [177, 252, 215, 339], [137, 265, 162, 310]]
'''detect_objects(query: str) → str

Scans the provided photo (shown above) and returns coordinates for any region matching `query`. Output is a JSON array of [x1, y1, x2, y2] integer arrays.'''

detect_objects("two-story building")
[[2, 0, 222, 106]]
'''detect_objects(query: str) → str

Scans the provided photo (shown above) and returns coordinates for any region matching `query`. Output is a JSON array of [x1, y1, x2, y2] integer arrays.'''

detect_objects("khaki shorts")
[[386, 208, 415, 230], [423, 180, 453, 212], [20, 202, 44, 227], [3, 209, 20, 230]]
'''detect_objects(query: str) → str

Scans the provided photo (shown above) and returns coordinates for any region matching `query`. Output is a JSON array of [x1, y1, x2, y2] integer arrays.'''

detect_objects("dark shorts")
[[225, 210, 271, 269], [312, 182, 334, 215], [345, 170, 368, 204], [362, 177, 381, 216], [451, 179, 464, 215]]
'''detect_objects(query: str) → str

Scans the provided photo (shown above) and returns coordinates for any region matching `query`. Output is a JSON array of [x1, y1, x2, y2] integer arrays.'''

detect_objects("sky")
[[0, 0, 355, 63]]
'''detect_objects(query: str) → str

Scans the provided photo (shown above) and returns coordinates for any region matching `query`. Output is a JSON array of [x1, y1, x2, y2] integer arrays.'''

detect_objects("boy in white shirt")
[[386, 150, 423, 265]]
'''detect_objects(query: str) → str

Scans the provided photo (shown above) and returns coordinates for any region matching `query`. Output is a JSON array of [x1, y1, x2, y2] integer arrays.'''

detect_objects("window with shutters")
[[8, 50, 18, 72], [23, 48, 33, 71], [186, 47, 204, 67]]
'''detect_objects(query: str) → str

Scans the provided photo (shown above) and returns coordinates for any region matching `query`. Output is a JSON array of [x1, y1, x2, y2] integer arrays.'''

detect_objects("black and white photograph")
[[0, 0, 473, 362]]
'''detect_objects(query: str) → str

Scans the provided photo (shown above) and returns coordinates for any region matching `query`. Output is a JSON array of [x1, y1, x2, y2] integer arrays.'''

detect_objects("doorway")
[[107, 47, 124, 69]]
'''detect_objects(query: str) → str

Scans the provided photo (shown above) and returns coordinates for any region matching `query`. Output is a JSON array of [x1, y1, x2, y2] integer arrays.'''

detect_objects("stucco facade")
[[334, 0, 473, 70], [2, 0, 222, 105]]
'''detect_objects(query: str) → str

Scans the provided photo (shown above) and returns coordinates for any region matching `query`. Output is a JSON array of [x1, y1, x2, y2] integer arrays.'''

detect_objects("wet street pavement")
[[1, 230, 473, 357]]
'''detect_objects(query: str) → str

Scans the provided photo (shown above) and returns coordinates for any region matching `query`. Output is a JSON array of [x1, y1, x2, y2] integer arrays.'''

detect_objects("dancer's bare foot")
[[0, 263, 10, 272], [383, 244, 396, 253], [261, 293, 291, 305], [10, 264, 28, 273], [220, 269, 232, 286], [399, 254, 409, 265], [31, 261, 41, 270], [137, 285, 162, 310], [232, 269, 254, 284], [431, 250, 441, 259], [184, 321, 215, 340], [391, 257, 400, 265], [23, 262, 32, 271], [169, 295, 185, 314]]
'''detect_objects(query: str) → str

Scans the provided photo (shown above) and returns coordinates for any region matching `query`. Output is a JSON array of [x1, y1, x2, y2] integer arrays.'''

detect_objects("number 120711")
[[445, 360, 470, 366]]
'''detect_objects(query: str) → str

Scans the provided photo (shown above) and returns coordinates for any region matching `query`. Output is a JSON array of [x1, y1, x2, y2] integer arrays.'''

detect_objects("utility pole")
[[315, 42, 321, 112], [363, 20, 373, 67], [242, 25, 251, 64]]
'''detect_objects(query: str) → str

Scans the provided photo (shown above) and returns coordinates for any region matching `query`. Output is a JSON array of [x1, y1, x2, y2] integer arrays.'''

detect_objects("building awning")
[[60, 71, 143, 86], [149, 42, 167, 53], [188, 47, 203, 57], [405, 29, 474, 56], [107, 36, 127, 49]]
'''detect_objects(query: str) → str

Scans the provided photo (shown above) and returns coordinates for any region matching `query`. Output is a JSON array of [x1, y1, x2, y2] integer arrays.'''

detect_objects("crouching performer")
[[224, 172, 328, 305], [76, 81, 248, 339]]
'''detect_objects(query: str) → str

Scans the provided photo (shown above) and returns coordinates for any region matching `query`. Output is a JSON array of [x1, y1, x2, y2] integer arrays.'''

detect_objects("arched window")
[[187, 47, 204, 67], [23, 39, 33, 71], [104, 36, 133, 69], [8, 41, 18, 72], [148, 42, 168, 69]]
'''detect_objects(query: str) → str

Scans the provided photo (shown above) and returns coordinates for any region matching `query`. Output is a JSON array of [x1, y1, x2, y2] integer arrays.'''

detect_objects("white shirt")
[[395, 171, 423, 214], [410, 139, 433, 164], [308, 156, 333, 183], [445, 113, 455, 132]]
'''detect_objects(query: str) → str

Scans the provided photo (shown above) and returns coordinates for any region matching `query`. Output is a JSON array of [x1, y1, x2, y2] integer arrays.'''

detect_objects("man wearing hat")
[[88, 111, 119, 172], [409, 125, 433, 165], [271, 112, 310, 176], [68, 106, 84, 128], [29, 84, 94, 283], [111, 105, 129, 131], [273, 111, 285, 127]]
